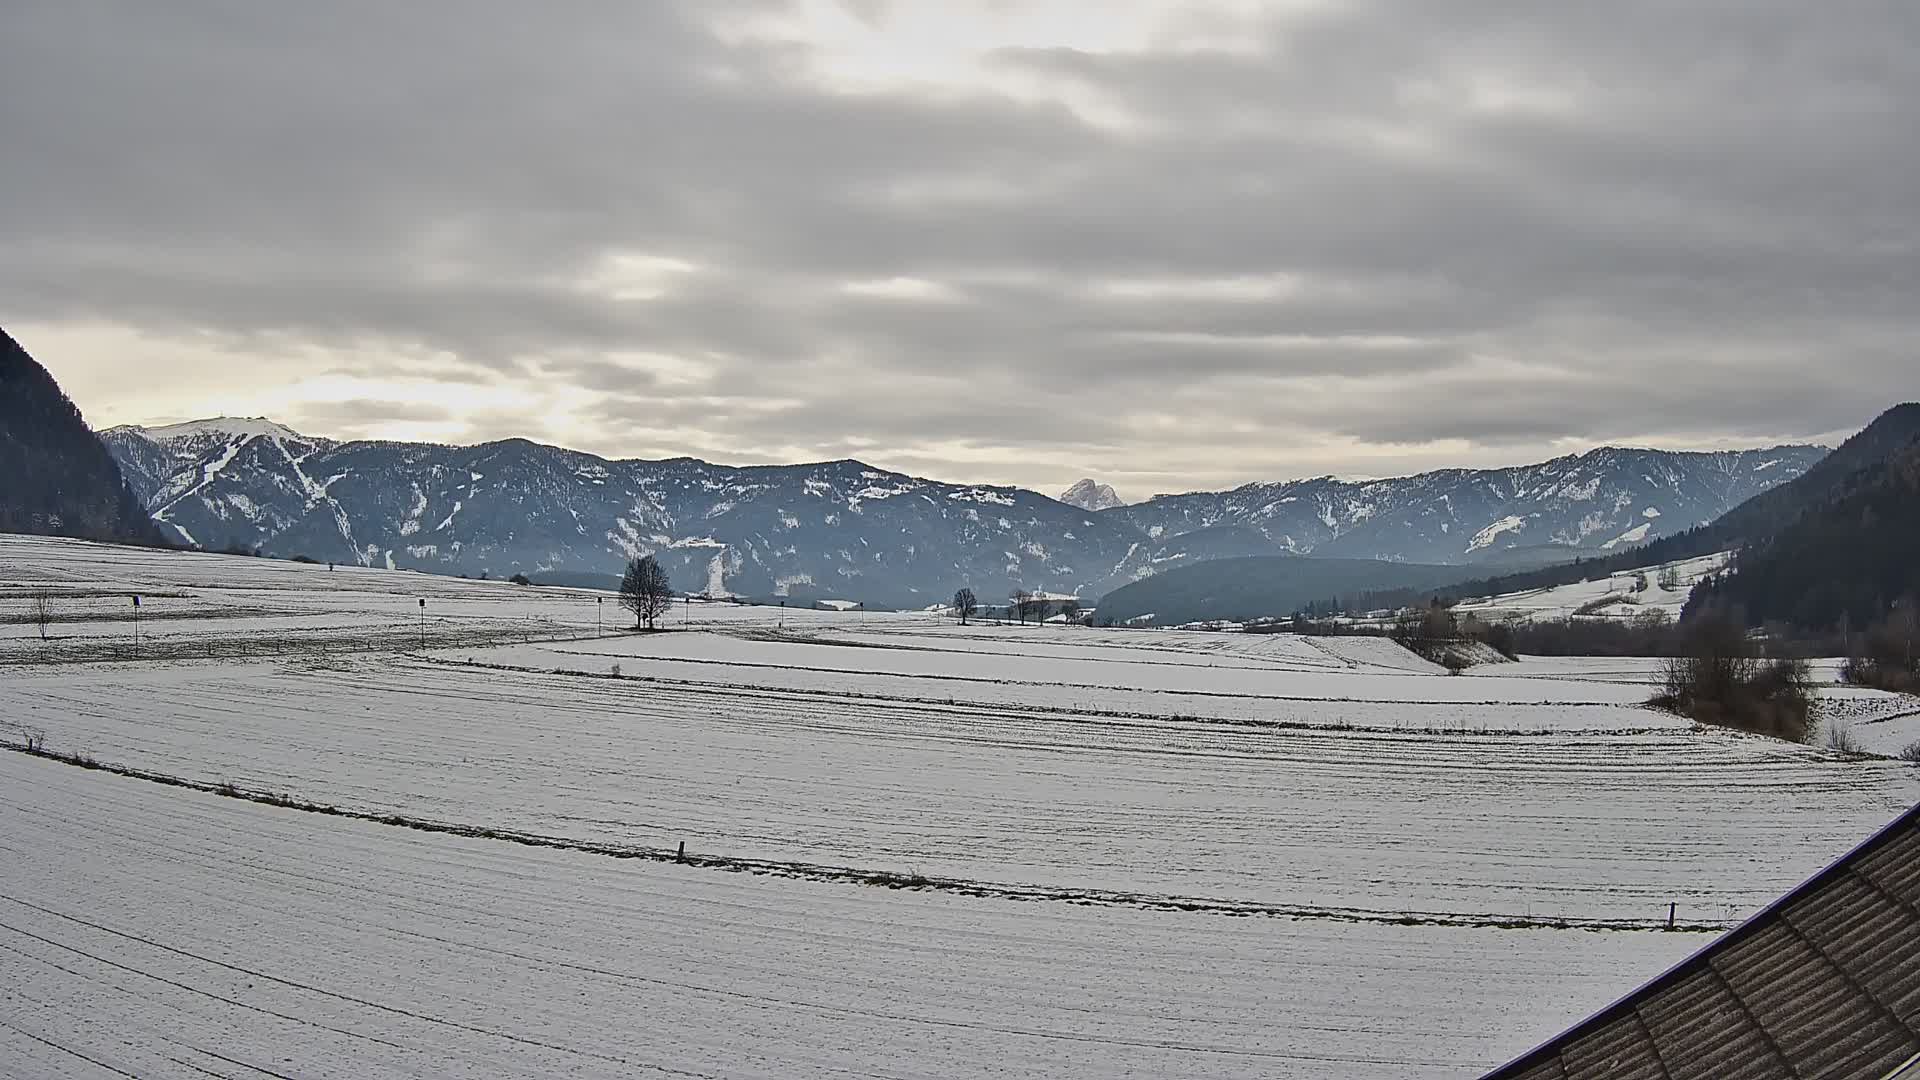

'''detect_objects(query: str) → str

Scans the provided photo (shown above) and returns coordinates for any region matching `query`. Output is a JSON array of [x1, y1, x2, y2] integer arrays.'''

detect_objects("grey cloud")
[[290, 399, 456, 429], [1, 0, 1916, 492]]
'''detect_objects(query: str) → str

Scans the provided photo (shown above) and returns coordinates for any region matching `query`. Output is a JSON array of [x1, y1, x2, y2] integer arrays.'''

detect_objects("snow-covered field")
[[3, 534, 1918, 1077], [0, 750, 1695, 1079], [1502, 654, 1920, 756]]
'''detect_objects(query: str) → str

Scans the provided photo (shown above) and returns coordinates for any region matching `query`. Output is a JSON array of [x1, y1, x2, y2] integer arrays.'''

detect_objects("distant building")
[[1483, 802, 1920, 1079]]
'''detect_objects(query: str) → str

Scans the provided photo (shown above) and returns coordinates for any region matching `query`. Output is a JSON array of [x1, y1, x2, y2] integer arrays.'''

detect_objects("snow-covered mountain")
[[102, 419, 1144, 604], [1059, 479, 1125, 512], [101, 418, 1825, 604], [1107, 446, 1829, 567]]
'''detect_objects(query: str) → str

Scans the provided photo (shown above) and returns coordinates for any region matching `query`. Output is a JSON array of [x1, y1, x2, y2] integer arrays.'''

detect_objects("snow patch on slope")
[[1466, 515, 1526, 553], [1602, 523, 1652, 549]]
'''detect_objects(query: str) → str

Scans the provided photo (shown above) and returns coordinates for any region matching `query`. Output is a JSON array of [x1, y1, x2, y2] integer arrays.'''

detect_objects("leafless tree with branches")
[[30, 591, 52, 641]]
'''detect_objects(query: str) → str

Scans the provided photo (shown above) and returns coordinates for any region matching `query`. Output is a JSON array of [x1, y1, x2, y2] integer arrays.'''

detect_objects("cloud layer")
[[4, 0, 1915, 495]]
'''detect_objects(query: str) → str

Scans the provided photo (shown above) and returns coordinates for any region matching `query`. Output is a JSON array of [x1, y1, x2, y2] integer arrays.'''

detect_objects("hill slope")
[[1688, 439, 1920, 630], [0, 328, 164, 546]]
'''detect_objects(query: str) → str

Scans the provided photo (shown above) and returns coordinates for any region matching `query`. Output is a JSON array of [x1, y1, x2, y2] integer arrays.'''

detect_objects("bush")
[[1474, 618, 1520, 661], [1575, 594, 1635, 616], [1651, 615, 1815, 742], [509, 573, 532, 586], [1898, 741, 1920, 764], [1824, 722, 1863, 754], [1389, 600, 1458, 662], [1487, 611, 1683, 657], [1840, 656, 1920, 693], [1841, 610, 1920, 693]]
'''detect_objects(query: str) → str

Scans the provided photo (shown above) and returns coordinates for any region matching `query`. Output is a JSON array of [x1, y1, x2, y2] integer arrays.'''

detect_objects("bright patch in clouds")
[[577, 253, 699, 302], [842, 276, 965, 302], [2, 0, 1909, 494]]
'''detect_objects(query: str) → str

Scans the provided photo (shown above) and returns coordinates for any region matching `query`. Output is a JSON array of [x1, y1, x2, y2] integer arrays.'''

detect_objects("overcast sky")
[[4, 1, 1915, 497]]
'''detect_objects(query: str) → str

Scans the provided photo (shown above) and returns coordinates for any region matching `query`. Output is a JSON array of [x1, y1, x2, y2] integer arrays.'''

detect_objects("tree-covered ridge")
[[0, 327, 165, 545], [1687, 439, 1920, 632]]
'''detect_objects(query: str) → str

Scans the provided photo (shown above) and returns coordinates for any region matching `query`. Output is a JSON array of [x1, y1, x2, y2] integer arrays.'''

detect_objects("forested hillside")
[[1688, 442, 1920, 631], [0, 328, 165, 545]]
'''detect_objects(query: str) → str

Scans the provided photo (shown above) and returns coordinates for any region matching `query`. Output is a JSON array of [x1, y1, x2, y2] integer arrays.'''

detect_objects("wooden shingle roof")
[[1485, 804, 1920, 1080]]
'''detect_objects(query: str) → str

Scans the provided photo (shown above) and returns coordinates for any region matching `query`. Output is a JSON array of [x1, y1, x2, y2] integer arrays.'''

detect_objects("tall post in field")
[[597, 595, 603, 637], [418, 597, 425, 651], [131, 594, 140, 656]]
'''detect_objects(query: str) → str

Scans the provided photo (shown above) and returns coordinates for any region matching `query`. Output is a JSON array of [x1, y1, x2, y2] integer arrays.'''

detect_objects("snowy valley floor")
[[3, 535, 1919, 1077]]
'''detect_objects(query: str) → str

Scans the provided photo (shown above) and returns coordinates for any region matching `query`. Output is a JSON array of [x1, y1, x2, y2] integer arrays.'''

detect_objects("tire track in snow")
[[0, 895, 720, 1078]]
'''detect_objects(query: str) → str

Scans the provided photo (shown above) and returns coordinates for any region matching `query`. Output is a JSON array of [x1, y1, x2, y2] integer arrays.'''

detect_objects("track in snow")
[[0, 752, 1698, 1080]]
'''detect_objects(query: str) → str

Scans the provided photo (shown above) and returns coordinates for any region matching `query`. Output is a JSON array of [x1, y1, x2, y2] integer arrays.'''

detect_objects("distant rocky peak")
[[1059, 478, 1124, 511]]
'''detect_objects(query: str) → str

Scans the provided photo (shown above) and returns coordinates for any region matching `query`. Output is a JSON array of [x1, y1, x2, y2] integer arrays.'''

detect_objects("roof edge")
[[1482, 799, 1920, 1078]]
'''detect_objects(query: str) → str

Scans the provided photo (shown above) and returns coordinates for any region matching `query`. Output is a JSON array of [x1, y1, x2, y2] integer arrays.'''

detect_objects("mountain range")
[[98, 415, 1825, 606], [1106, 402, 1920, 627]]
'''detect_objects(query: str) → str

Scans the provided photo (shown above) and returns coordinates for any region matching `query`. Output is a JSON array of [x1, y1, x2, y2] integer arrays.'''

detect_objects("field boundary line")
[[2, 739, 1726, 935], [428, 655, 1669, 738]]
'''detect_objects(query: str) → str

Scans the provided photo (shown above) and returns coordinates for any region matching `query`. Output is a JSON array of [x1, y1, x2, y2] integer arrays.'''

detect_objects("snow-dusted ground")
[[0, 534, 898, 662], [1505, 654, 1920, 756], [0, 751, 1698, 1079], [3, 534, 1918, 1077], [486, 628, 1662, 706], [1452, 551, 1731, 623], [22, 654, 1909, 923]]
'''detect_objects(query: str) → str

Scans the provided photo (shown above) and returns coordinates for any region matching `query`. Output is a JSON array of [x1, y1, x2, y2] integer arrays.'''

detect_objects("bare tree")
[[620, 555, 674, 630], [952, 587, 978, 625], [1009, 588, 1033, 625], [30, 591, 52, 641]]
